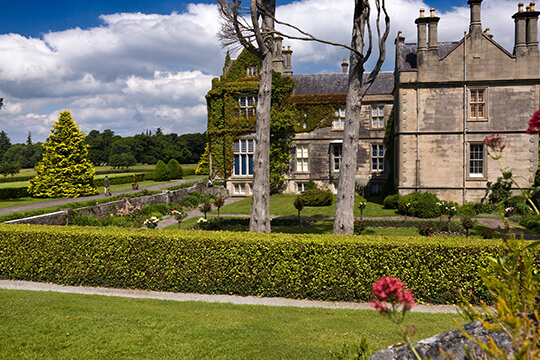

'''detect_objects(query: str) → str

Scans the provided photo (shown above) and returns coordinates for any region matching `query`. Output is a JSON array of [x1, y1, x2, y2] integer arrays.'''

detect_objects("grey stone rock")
[[367, 321, 512, 360]]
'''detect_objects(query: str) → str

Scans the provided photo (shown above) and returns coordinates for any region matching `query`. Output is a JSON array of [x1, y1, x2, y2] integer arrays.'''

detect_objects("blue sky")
[[0, 0, 527, 143]]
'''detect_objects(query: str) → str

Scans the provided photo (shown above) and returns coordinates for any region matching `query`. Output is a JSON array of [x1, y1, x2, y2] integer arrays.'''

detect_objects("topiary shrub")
[[299, 188, 333, 206], [153, 160, 170, 181], [167, 159, 183, 180], [383, 194, 400, 209]]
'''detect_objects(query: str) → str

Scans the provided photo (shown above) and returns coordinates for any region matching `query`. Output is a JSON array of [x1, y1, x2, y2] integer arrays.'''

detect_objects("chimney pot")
[[531, 2, 536, 11], [527, 5, 531, 11], [430, 8, 435, 17], [519, 2, 524, 12], [420, 8, 425, 17], [341, 59, 349, 74]]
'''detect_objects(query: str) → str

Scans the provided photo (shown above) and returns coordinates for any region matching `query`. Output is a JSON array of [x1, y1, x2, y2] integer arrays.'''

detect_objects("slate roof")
[[291, 71, 395, 96], [398, 41, 460, 70]]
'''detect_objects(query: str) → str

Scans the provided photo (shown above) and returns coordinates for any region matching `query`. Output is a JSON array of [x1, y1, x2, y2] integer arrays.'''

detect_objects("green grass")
[[213, 195, 399, 218], [0, 289, 460, 360]]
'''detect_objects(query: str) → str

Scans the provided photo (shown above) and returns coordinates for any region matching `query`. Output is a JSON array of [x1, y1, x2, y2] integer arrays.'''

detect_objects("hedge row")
[[94, 173, 146, 187], [0, 225, 506, 304], [0, 187, 30, 200]]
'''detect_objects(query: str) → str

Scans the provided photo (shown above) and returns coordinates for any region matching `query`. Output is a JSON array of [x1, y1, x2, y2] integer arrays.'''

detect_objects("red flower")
[[371, 277, 416, 312], [527, 109, 540, 134]]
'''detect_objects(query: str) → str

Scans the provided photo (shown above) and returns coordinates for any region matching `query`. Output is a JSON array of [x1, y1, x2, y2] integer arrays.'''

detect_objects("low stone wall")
[[5, 184, 227, 226]]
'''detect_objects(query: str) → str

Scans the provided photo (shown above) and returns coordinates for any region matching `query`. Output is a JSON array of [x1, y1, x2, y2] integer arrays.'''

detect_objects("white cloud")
[[0, 0, 531, 143]]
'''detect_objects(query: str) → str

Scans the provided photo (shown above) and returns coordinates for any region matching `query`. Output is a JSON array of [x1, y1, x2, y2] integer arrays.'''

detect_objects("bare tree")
[[333, 0, 390, 235], [218, 0, 389, 234], [218, 0, 276, 233]]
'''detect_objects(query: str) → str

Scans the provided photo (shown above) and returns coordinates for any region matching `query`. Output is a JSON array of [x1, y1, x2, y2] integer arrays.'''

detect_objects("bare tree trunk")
[[249, 0, 275, 233]]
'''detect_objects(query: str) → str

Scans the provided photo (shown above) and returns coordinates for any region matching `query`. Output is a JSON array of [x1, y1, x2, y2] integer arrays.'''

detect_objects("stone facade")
[[394, 0, 539, 203], [209, 0, 539, 203]]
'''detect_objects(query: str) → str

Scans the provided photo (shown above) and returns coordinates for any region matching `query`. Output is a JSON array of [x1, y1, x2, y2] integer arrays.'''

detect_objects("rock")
[[367, 321, 512, 360]]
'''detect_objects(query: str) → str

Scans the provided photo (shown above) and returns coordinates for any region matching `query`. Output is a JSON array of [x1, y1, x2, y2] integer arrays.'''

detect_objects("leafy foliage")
[[299, 188, 333, 206], [270, 106, 294, 194], [484, 177, 512, 205], [153, 160, 170, 181], [397, 192, 441, 218], [28, 111, 98, 198], [167, 159, 183, 180], [0, 225, 505, 304]]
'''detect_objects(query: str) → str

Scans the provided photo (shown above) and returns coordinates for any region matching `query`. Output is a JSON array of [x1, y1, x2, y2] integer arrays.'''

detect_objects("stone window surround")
[[333, 107, 345, 130], [371, 144, 385, 172], [468, 87, 489, 122], [296, 144, 309, 172], [371, 105, 385, 128], [468, 142, 486, 180]]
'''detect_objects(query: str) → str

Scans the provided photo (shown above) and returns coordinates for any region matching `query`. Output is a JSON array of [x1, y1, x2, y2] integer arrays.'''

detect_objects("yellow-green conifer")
[[29, 110, 98, 198]]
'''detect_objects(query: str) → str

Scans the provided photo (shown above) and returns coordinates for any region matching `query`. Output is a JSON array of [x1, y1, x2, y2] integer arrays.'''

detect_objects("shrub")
[[299, 188, 333, 207], [458, 203, 477, 218], [397, 192, 441, 218], [418, 223, 435, 236], [353, 219, 366, 235], [0, 187, 30, 200], [519, 215, 540, 231], [68, 213, 102, 227], [167, 159, 183, 180], [0, 225, 506, 304], [485, 177, 512, 205], [139, 204, 170, 216], [153, 160, 170, 181], [306, 180, 317, 191], [481, 228, 495, 239], [383, 194, 400, 209]]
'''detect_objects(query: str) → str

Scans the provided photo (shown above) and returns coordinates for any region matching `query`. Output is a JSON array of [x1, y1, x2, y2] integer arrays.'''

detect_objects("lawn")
[[211, 195, 399, 218], [0, 289, 461, 360]]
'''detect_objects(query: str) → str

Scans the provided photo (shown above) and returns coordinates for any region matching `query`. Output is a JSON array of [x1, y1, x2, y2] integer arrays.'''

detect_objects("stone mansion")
[[205, 0, 539, 204]]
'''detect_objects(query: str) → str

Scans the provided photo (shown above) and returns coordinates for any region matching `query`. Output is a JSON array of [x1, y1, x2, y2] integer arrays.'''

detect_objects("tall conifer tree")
[[29, 110, 98, 198]]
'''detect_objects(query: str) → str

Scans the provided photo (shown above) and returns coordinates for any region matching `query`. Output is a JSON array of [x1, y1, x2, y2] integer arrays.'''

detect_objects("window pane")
[[234, 140, 240, 153], [478, 104, 484, 118], [234, 156, 240, 175], [247, 97, 253, 107], [241, 140, 246, 153], [471, 91, 477, 102], [248, 140, 254, 153], [248, 155, 253, 175], [477, 90, 484, 102]]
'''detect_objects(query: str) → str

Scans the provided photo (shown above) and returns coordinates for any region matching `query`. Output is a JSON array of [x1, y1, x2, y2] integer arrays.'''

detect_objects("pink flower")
[[371, 277, 416, 312], [527, 109, 540, 134]]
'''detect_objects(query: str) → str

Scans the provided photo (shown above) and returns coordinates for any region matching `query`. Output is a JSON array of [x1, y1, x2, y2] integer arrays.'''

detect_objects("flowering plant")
[[357, 197, 367, 220], [197, 217, 208, 224], [293, 197, 305, 218], [353, 218, 366, 235], [171, 207, 188, 222], [370, 277, 420, 359], [199, 202, 212, 219], [213, 196, 225, 219], [143, 216, 160, 229]]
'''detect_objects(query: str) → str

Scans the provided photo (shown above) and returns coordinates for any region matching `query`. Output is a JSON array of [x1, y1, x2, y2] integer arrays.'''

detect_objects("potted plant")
[[132, 174, 139, 190]]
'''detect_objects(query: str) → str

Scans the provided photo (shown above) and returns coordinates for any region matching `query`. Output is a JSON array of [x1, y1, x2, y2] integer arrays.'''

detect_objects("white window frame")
[[236, 96, 257, 117], [297, 182, 307, 193], [296, 144, 309, 172], [332, 144, 342, 172], [371, 105, 385, 128], [246, 66, 257, 77], [234, 139, 254, 176], [234, 183, 246, 195], [333, 108, 345, 129], [371, 144, 384, 172], [469, 143, 485, 178]]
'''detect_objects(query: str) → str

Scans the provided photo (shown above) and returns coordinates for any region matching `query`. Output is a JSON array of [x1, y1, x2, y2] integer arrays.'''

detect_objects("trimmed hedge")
[[0, 187, 30, 200], [94, 174, 146, 187], [0, 225, 506, 304]]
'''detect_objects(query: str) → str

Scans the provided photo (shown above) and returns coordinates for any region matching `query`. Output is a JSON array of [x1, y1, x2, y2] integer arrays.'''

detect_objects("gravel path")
[[0, 280, 459, 313]]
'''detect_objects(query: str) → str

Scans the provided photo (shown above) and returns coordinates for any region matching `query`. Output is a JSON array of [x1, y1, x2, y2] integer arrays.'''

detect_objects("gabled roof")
[[291, 71, 394, 95], [398, 42, 459, 70]]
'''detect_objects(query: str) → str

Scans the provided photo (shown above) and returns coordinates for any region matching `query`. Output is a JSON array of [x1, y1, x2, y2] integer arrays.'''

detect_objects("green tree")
[[270, 105, 294, 194], [0, 161, 20, 177], [0, 131, 11, 160], [153, 160, 170, 181], [29, 110, 98, 198], [167, 159, 183, 179]]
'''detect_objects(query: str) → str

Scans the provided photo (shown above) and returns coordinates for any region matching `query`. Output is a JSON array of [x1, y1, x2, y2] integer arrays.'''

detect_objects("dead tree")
[[218, 0, 389, 235], [218, 0, 276, 233], [333, 0, 390, 235]]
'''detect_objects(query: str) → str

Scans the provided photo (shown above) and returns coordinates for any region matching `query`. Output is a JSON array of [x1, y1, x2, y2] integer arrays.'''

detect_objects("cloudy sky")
[[0, 0, 527, 143]]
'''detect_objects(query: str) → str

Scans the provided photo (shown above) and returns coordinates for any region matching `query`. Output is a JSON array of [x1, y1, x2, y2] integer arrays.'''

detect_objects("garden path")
[[0, 279, 459, 313]]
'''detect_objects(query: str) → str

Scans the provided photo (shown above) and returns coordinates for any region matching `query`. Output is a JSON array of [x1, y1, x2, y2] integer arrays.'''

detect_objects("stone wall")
[[4, 184, 227, 226]]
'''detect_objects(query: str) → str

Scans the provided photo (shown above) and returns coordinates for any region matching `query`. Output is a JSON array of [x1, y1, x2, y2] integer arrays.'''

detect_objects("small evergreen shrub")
[[458, 203, 477, 218], [306, 180, 317, 191], [153, 160, 170, 181], [167, 159, 183, 180], [299, 188, 333, 206], [68, 213, 102, 227], [397, 192, 441, 218], [383, 194, 400, 209], [139, 203, 170, 216]]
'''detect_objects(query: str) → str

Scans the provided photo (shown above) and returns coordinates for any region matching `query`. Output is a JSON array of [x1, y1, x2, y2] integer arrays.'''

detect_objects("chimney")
[[282, 46, 293, 76], [526, 2, 539, 48], [272, 36, 285, 74], [468, 0, 483, 34], [341, 59, 349, 73], [513, 2, 528, 55], [415, 8, 428, 51], [427, 8, 440, 51]]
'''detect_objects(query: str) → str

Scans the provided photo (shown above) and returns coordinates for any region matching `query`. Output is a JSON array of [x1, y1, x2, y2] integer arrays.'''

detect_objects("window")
[[333, 108, 345, 129], [332, 144, 342, 172], [371, 183, 382, 195], [235, 96, 257, 117], [234, 139, 254, 176], [246, 66, 257, 77], [296, 144, 309, 172], [372, 144, 384, 172], [470, 89, 485, 120], [371, 106, 385, 128], [234, 184, 246, 195], [469, 144, 484, 177], [297, 182, 307, 193]]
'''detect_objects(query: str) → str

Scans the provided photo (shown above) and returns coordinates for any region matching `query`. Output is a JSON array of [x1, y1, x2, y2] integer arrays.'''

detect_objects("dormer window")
[[247, 66, 258, 77], [333, 108, 345, 129]]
